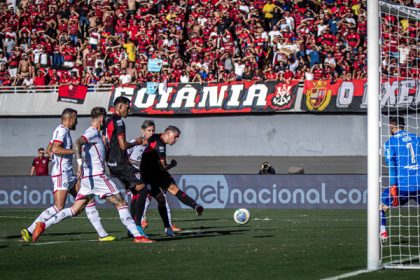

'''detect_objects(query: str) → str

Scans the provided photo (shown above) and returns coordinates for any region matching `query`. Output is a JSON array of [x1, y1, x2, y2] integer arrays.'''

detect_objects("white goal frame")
[[368, 0, 420, 270]]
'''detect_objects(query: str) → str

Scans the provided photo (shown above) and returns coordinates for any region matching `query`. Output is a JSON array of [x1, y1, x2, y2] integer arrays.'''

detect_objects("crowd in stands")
[[0, 0, 419, 87]]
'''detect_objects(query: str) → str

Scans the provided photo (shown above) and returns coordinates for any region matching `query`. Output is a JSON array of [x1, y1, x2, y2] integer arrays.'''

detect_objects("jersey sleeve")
[[127, 139, 135, 155], [52, 126, 67, 145], [82, 128, 99, 143], [115, 119, 126, 137], [384, 138, 397, 186]]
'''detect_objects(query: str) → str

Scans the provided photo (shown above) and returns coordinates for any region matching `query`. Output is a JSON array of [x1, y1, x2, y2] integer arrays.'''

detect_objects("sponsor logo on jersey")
[[159, 146, 165, 153], [116, 120, 123, 126], [306, 80, 332, 111]]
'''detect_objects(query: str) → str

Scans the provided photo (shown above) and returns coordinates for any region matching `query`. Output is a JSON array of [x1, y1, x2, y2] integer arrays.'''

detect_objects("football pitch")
[[0, 209, 418, 280]]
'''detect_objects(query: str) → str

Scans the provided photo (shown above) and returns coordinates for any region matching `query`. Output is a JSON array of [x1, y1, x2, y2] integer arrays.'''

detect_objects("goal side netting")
[[379, 0, 420, 269]]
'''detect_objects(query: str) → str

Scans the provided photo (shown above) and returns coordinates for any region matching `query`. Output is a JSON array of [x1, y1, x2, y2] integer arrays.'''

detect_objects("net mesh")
[[379, 0, 420, 268]]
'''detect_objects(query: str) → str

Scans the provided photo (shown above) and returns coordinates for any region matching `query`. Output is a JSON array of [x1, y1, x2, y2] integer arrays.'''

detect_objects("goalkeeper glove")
[[390, 185, 399, 207]]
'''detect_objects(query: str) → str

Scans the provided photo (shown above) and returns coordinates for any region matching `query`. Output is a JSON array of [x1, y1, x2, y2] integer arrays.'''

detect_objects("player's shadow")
[[174, 218, 225, 222], [146, 227, 250, 242], [6, 230, 121, 240], [253, 235, 274, 238]]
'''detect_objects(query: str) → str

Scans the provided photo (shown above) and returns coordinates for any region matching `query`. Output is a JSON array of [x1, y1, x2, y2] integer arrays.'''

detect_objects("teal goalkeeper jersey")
[[384, 130, 420, 191]]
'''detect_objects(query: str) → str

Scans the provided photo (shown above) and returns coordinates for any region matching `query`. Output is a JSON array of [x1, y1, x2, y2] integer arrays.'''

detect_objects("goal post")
[[369, 0, 420, 270], [367, 0, 381, 271]]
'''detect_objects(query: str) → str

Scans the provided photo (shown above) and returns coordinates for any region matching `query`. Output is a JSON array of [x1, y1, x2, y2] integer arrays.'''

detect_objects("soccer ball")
[[233, 208, 251, 225]]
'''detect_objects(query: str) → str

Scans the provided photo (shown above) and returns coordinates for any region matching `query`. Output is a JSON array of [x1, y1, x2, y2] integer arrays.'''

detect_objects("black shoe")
[[195, 205, 204, 216]]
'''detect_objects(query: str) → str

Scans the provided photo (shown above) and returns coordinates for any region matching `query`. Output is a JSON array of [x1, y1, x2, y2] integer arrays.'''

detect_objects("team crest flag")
[[58, 85, 88, 104]]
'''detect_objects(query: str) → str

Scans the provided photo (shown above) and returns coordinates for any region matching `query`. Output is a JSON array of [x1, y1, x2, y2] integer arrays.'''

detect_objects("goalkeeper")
[[381, 116, 420, 241]]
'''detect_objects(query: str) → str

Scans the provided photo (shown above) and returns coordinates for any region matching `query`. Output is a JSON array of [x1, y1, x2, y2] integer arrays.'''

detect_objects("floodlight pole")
[[367, 0, 381, 271]]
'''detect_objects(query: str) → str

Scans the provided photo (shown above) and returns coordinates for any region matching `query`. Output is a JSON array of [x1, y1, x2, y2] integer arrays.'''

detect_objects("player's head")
[[163, 125, 181, 145], [61, 108, 78, 130], [113, 96, 131, 118], [141, 119, 155, 140], [389, 116, 405, 135], [91, 107, 107, 129]]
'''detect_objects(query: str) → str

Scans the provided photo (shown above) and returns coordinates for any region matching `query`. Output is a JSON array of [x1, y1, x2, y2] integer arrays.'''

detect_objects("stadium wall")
[[0, 114, 367, 156]]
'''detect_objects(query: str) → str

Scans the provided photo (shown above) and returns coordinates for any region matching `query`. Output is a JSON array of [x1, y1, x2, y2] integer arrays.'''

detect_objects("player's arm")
[[384, 141, 397, 186], [51, 141, 75, 155], [30, 160, 36, 176], [159, 156, 177, 171], [74, 136, 88, 178], [384, 140, 399, 206], [46, 142, 53, 159], [117, 135, 142, 150]]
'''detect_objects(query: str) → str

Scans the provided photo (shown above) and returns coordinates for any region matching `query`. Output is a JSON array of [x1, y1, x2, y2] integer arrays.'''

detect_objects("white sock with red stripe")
[[141, 195, 152, 223], [86, 203, 108, 238], [118, 206, 141, 237], [27, 206, 59, 233], [45, 208, 74, 229]]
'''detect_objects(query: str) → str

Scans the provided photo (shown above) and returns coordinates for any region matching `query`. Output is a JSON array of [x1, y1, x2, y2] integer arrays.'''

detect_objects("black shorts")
[[143, 170, 176, 196], [109, 163, 144, 191]]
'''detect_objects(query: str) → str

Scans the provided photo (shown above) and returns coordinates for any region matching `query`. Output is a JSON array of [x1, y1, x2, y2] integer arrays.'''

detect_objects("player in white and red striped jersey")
[[32, 107, 153, 244], [21, 108, 115, 243]]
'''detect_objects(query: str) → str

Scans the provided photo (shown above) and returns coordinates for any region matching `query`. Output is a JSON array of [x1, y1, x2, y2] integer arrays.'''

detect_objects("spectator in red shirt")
[[33, 70, 46, 86], [30, 147, 50, 176]]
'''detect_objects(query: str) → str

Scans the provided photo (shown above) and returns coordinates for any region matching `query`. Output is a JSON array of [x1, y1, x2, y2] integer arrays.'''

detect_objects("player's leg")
[[69, 176, 114, 240], [32, 198, 89, 242], [141, 193, 152, 229], [380, 188, 409, 242], [150, 187, 173, 237], [24, 186, 68, 241], [105, 193, 154, 243], [167, 183, 204, 216], [163, 192, 181, 232]]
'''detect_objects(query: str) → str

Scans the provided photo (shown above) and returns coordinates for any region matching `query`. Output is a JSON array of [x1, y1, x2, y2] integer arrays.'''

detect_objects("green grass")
[[0, 209, 419, 280]]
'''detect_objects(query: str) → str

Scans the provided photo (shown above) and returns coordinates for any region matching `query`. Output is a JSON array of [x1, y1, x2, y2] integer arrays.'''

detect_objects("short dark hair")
[[38, 147, 45, 152], [165, 125, 181, 135], [389, 116, 405, 128], [141, 119, 155, 130], [61, 108, 77, 120], [113, 96, 131, 106], [91, 107, 107, 119]]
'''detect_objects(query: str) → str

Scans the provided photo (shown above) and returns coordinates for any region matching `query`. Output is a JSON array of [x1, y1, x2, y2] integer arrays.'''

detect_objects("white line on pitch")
[[28, 239, 98, 246], [319, 269, 372, 280]]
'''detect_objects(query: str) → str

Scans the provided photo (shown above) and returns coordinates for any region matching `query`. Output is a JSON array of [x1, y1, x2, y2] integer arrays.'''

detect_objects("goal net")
[[379, 0, 420, 269]]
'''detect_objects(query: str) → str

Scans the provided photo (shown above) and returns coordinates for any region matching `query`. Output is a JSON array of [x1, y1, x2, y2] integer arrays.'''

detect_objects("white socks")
[[118, 206, 140, 237], [28, 206, 59, 233], [45, 208, 74, 229], [85, 203, 108, 238]]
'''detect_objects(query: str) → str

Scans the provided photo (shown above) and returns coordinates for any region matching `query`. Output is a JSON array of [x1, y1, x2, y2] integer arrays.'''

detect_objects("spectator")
[[30, 147, 50, 176]]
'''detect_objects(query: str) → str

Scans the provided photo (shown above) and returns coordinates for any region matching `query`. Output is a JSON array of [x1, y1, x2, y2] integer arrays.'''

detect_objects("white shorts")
[[52, 172, 77, 193], [76, 174, 121, 200]]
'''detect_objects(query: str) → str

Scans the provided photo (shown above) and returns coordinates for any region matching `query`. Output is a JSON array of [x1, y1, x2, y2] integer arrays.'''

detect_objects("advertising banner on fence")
[[108, 80, 301, 114], [302, 79, 367, 112], [108, 79, 420, 114], [58, 85, 88, 104], [0, 175, 367, 209]]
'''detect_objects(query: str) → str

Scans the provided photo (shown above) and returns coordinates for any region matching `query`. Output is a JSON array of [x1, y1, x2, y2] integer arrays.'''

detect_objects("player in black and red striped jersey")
[[140, 126, 204, 232], [104, 96, 152, 240]]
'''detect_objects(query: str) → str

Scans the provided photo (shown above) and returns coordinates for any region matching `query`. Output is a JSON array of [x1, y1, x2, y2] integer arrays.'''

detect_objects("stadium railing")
[[0, 84, 113, 94]]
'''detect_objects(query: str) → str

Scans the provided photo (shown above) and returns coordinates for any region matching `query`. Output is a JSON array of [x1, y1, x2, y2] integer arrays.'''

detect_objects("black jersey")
[[104, 113, 127, 166], [140, 133, 165, 173], [140, 133, 175, 193]]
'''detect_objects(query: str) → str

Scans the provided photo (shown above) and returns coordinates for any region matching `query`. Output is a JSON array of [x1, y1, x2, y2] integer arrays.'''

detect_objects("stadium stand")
[[0, 0, 418, 88], [0, 0, 419, 87]]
